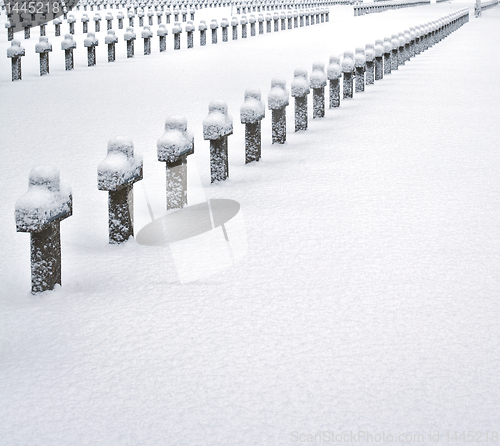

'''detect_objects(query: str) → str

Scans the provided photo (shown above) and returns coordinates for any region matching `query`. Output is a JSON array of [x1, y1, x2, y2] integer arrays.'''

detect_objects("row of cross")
[[6, 8, 329, 79], [13, 8, 470, 294]]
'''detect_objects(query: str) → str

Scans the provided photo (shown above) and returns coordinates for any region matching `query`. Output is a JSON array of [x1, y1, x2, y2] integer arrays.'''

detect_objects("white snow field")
[[1, 2, 500, 445]]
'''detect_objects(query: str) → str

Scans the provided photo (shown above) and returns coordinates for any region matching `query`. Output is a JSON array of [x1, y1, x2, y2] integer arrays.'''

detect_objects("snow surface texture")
[[104, 29, 119, 44], [291, 67, 310, 98], [15, 166, 72, 233], [1, 3, 500, 445], [310, 62, 327, 89], [61, 33, 77, 50], [97, 137, 143, 192], [268, 78, 290, 110], [6, 39, 25, 57], [157, 115, 195, 163], [35, 36, 52, 53], [240, 88, 265, 124], [203, 99, 234, 140], [83, 32, 98, 48]]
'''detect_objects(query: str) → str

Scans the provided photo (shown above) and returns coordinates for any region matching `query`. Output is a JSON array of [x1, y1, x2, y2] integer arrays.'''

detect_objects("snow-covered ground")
[[1, 2, 499, 445]]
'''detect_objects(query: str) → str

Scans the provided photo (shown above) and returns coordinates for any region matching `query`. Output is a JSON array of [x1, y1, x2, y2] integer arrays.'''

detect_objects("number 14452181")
[[5, 2, 60, 14], [446, 432, 498, 442]]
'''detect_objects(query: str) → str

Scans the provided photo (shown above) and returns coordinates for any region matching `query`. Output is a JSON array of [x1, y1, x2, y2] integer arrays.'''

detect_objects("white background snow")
[[0, 1, 499, 444]]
